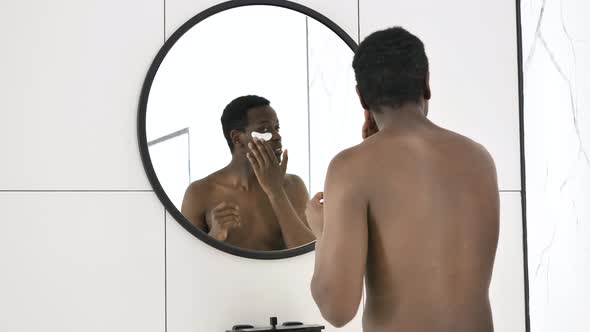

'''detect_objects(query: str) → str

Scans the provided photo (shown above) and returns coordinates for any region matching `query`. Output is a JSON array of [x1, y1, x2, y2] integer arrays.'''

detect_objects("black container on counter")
[[227, 317, 324, 332]]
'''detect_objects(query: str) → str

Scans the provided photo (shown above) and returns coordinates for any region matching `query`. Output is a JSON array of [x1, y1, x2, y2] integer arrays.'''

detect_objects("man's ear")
[[230, 129, 244, 149], [356, 85, 369, 110], [364, 109, 375, 124], [424, 71, 431, 100]]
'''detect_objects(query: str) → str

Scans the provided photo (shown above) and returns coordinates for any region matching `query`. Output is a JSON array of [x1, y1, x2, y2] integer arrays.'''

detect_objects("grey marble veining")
[[522, 0, 590, 331]]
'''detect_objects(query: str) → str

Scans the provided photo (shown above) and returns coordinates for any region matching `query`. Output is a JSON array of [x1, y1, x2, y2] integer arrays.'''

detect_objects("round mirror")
[[138, 0, 360, 259]]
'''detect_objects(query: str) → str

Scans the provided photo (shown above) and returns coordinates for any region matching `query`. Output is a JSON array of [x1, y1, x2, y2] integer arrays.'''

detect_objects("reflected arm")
[[181, 181, 209, 232], [267, 174, 315, 248]]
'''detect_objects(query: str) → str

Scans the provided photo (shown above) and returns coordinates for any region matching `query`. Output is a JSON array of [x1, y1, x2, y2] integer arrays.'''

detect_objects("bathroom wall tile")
[[522, 0, 590, 331], [360, 0, 522, 191], [0, 192, 165, 332], [165, 0, 358, 42], [0, 0, 163, 190], [165, 213, 363, 332], [490, 192, 526, 332]]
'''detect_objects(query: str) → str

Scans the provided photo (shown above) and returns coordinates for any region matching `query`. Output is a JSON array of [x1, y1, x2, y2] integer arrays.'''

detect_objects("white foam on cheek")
[[251, 131, 272, 141]]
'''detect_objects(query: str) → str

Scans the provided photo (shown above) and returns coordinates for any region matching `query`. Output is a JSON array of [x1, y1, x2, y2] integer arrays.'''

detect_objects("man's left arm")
[[266, 174, 315, 248], [308, 150, 368, 327], [247, 138, 315, 248]]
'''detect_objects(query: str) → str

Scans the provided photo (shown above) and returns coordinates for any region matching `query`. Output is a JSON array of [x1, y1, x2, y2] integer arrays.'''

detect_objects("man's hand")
[[306, 192, 324, 239], [207, 202, 241, 241], [362, 110, 379, 139], [247, 138, 288, 195]]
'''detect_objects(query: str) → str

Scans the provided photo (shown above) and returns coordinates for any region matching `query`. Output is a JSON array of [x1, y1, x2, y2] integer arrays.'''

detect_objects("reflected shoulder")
[[185, 176, 215, 197], [285, 173, 305, 185], [181, 176, 215, 217], [284, 173, 309, 194]]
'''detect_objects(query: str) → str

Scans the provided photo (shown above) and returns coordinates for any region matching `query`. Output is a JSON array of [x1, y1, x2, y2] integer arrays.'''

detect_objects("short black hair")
[[221, 95, 270, 152], [352, 26, 429, 110]]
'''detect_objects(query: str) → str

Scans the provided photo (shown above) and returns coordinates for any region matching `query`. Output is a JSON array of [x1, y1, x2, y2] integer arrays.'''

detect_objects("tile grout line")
[[357, 0, 361, 43], [0, 190, 154, 193], [0, 189, 522, 193]]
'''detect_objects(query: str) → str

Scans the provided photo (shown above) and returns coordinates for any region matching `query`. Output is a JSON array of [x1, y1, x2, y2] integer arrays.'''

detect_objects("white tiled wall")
[[0, 0, 527, 331], [0, 0, 163, 190], [521, 0, 590, 331], [0, 193, 165, 332]]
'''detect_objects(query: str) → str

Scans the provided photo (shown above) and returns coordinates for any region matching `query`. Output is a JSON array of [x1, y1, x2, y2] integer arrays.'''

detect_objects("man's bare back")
[[182, 169, 309, 251], [308, 119, 499, 332], [307, 26, 499, 332], [357, 123, 499, 332]]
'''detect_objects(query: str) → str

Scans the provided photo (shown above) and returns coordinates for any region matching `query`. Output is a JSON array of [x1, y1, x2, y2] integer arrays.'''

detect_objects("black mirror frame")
[[138, 0, 358, 260]]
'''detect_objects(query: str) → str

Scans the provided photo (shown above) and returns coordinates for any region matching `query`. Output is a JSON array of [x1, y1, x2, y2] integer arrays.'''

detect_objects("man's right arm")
[[310, 149, 368, 327], [181, 181, 209, 232], [181, 180, 241, 242]]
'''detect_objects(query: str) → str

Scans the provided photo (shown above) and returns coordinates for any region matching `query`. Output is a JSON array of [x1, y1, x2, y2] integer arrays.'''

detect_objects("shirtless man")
[[181, 95, 314, 251], [306, 27, 500, 332]]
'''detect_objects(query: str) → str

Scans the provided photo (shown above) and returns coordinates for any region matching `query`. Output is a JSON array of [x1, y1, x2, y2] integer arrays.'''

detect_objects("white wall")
[[0, 0, 526, 332], [521, 0, 590, 331]]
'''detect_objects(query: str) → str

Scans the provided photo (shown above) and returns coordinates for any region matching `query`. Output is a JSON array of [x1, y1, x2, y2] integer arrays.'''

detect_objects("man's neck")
[[371, 103, 430, 133], [223, 156, 258, 190]]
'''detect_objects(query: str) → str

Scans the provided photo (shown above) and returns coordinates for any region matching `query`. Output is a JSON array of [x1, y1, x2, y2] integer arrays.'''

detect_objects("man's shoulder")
[[181, 175, 219, 216], [285, 173, 304, 184], [439, 128, 497, 175], [284, 173, 307, 192], [447, 129, 495, 165], [326, 145, 368, 180], [185, 173, 219, 196], [333, 141, 372, 165]]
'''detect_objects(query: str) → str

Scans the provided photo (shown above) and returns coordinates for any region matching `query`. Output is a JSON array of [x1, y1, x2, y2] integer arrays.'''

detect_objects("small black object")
[[227, 317, 324, 332], [232, 325, 255, 330]]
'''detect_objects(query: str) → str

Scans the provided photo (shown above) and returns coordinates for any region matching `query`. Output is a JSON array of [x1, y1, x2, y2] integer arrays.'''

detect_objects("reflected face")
[[244, 106, 283, 161]]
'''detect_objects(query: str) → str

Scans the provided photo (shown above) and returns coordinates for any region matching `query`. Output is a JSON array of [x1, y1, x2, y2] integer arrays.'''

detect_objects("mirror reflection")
[[145, 5, 359, 251]]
